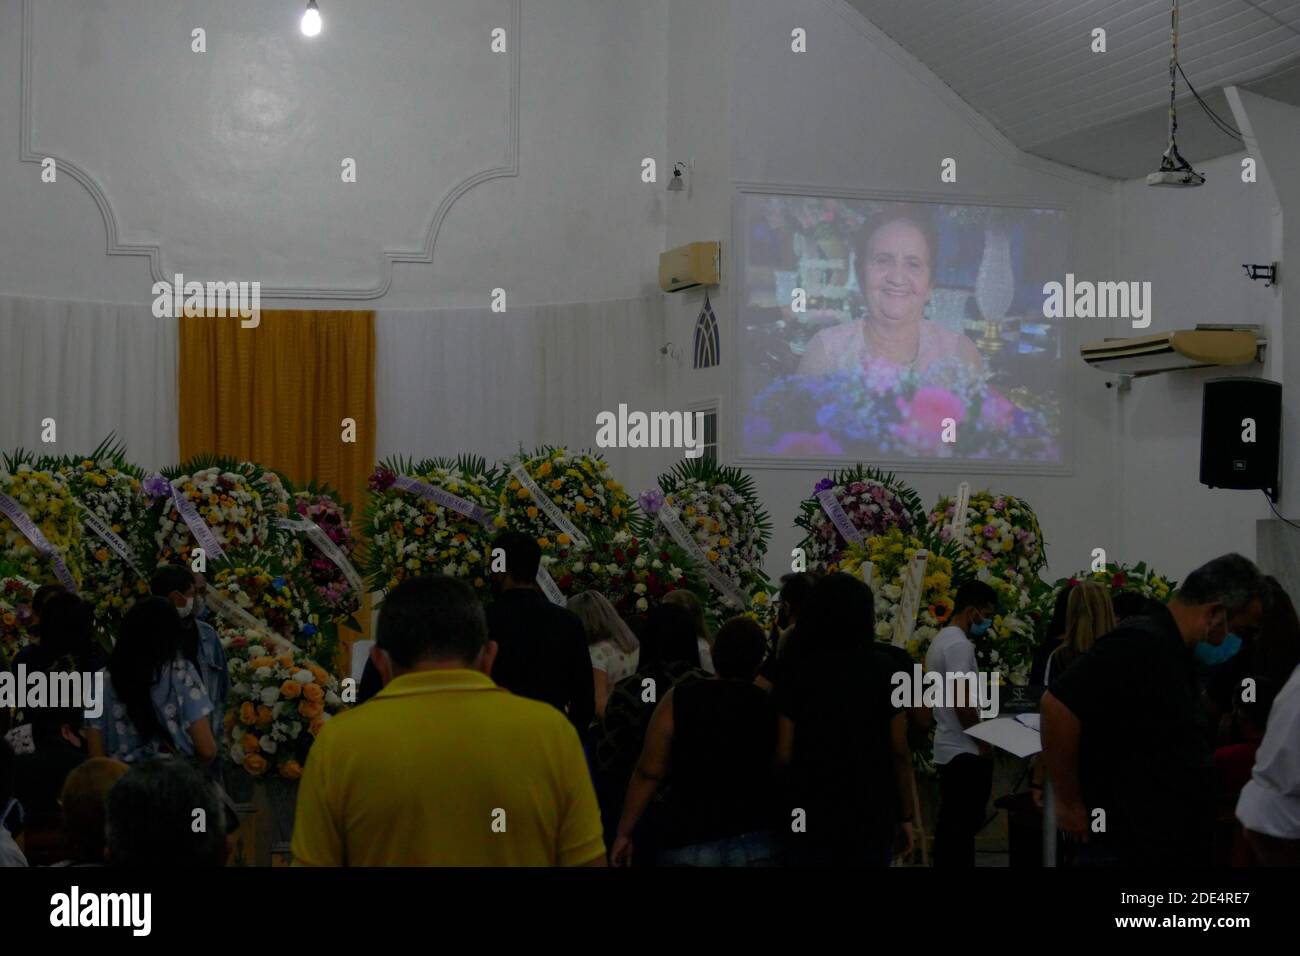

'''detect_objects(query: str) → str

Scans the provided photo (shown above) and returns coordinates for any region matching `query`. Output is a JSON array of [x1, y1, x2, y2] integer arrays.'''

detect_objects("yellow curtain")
[[178, 310, 376, 668]]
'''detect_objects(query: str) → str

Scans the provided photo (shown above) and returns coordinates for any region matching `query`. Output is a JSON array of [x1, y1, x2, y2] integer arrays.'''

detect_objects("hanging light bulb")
[[301, 1, 322, 37]]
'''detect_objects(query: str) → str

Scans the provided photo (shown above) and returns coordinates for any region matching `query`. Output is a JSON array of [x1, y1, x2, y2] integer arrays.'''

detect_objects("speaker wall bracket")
[[1243, 263, 1278, 287]]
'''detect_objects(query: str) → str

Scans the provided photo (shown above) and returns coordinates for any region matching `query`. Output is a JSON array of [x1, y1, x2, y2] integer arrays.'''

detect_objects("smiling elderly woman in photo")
[[798, 206, 984, 381]]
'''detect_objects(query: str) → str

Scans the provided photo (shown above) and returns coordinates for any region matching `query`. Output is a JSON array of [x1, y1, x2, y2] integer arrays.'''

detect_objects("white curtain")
[[0, 295, 179, 471], [0, 293, 675, 492], [375, 296, 676, 493]]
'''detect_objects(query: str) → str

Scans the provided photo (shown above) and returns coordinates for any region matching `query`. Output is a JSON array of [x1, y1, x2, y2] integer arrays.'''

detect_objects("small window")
[[698, 407, 719, 461], [693, 296, 720, 369]]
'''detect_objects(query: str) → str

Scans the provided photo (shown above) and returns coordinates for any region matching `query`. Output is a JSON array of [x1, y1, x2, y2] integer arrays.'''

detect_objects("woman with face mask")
[[149, 565, 228, 772]]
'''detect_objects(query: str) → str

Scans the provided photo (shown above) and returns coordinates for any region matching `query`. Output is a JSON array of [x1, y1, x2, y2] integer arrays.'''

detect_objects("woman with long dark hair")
[[86, 598, 216, 766]]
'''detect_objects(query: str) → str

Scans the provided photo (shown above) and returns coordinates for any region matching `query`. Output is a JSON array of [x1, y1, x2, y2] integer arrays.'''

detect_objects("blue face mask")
[[1195, 632, 1242, 666], [970, 616, 992, 637]]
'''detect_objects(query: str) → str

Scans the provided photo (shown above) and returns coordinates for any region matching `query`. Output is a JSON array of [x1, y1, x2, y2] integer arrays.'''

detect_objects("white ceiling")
[[847, 0, 1300, 179]]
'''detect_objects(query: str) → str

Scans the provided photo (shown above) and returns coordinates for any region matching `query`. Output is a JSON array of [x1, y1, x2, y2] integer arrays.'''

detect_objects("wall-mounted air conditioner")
[[659, 241, 720, 293], [1081, 325, 1265, 377]]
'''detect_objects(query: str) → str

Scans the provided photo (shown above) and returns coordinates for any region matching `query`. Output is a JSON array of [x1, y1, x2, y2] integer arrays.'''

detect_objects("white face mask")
[[178, 596, 194, 619]]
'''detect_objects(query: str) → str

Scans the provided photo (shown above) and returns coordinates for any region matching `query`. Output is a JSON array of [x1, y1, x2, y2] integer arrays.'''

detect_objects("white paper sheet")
[[964, 716, 1042, 758]]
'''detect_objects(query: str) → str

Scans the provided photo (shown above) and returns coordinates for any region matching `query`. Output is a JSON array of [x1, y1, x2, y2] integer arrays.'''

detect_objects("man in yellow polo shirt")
[[291, 575, 606, 866]]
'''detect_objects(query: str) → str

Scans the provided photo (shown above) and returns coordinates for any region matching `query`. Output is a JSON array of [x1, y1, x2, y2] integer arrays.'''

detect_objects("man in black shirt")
[[485, 532, 594, 734], [1041, 553, 1267, 866]]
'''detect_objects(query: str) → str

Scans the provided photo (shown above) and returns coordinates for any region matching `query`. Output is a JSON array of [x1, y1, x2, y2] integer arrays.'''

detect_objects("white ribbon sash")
[[950, 481, 971, 539], [81, 510, 143, 578], [164, 478, 228, 563], [205, 588, 264, 632], [0, 491, 78, 592], [535, 564, 567, 606], [657, 503, 747, 609], [892, 549, 929, 647], [509, 463, 590, 549], [816, 488, 864, 546], [277, 517, 366, 596], [391, 475, 492, 529]]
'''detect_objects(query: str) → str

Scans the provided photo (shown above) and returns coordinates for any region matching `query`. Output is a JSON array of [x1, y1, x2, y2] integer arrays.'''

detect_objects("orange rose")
[[223, 710, 237, 731], [256, 705, 274, 728], [280, 680, 302, 700], [241, 733, 260, 754], [249, 657, 276, 671], [238, 702, 256, 725], [277, 654, 294, 669], [278, 759, 303, 781], [298, 699, 324, 719], [302, 683, 324, 703], [307, 664, 329, 685], [243, 754, 268, 776], [309, 716, 325, 737]]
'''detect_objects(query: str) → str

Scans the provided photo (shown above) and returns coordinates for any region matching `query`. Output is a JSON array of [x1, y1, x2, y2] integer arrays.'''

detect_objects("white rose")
[[259, 735, 277, 754], [571, 562, 585, 573], [229, 744, 245, 763], [325, 690, 341, 707], [636, 597, 649, 611], [248, 645, 267, 659], [293, 669, 314, 685], [260, 687, 280, 706], [253, 666, 273, 679], [634, 583, 647, 595], [634, 556, 647, 569]]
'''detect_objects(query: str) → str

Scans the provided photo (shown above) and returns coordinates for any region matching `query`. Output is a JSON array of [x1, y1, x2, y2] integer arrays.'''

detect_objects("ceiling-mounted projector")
[[1147, 0, 1205, 188], [1147, 157, 1205, 188]]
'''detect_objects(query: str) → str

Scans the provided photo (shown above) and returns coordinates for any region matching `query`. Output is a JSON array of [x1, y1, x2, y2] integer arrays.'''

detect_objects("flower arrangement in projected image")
[[1034, 561, 1176, 644], [287, 485, 362, 627], [47, 440, 154, 636], [927, 490, 1047, 580], [0, 456, 84, 589], [222, 632, 345, 780], [793, 465, 923, 574], [495, 447, 634, 559], [364, 456, 500, 603], [0, 566, 38, 671], [637, 459, 773, 608], [839, 528, 968, 664], [744, 367, 1058, 462], [208, 555, 332, 667], [546, 531, 709, 618], [791, 197, 868, 241], [150, 458, 290, 565]]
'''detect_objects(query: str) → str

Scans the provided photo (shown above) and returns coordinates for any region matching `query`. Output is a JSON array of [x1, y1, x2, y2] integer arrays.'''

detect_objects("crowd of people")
[[3, 536, 1300, 868]]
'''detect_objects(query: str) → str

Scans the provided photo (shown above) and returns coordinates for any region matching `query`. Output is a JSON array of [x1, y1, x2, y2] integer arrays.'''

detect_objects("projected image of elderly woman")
[[798, 207, 984, 382]]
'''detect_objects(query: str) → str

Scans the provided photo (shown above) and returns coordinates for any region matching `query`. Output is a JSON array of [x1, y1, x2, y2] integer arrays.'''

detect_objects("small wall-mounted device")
[[1243, 263, 1278, 287]]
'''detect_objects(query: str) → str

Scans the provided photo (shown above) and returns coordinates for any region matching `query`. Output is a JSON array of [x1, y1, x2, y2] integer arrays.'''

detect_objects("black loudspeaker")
[[1199, 378, 1281, 501]]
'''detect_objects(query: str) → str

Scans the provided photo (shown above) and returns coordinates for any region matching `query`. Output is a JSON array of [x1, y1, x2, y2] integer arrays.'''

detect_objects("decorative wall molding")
[[19, 0, 522, 300]]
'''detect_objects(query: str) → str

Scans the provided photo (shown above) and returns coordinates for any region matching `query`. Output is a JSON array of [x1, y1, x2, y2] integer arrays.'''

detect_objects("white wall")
[[0, 0, 669, 309], [665, 0, 1122, 583], [1112, 151, 1281, 580]]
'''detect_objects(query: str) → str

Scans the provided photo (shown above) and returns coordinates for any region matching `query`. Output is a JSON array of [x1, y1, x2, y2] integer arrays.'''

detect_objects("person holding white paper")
[[925, 580, 998, 867]]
